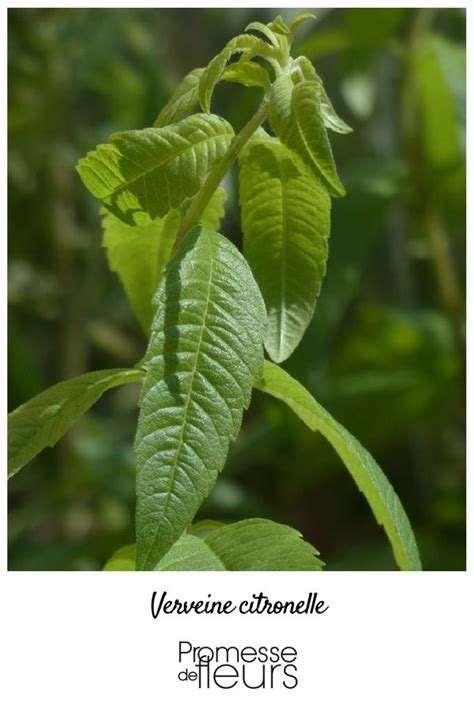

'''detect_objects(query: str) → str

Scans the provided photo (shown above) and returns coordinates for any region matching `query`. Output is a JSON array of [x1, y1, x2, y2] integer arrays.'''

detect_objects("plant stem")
[[174, 97, 269, 250]]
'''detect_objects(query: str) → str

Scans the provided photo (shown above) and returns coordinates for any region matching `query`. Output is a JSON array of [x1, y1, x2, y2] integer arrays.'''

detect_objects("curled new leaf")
[[199, 49, 233, 114], [289, 13, 317, 35], [296, 57, 353, 134], [245, 21, 279, 48], [154, 67, 204, 127], [135, 226, 267, 570], [199, 33, 278, 113], [269, 16, 291, 36], [317, 82, 353, 135], [76, 114, 234, 225], [240, 137, 330, 363], [269, 74, 346, 196]]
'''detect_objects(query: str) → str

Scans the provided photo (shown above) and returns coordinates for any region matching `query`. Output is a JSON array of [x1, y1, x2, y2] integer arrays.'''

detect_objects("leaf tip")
[[333, 181, 347, 198]]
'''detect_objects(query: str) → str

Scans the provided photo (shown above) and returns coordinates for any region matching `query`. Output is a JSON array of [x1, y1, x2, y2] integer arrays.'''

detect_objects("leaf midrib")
[[292, 86, 322, 174], [101, 125, 230, 201], [142, 236, 216, 570], [195, 535, 228, 570], [276, 158, 289, 360], [292, 84, 342, 194]]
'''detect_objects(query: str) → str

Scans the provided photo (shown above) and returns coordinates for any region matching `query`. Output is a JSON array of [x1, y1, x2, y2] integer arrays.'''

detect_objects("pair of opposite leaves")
[[7, 226, 421, 572]]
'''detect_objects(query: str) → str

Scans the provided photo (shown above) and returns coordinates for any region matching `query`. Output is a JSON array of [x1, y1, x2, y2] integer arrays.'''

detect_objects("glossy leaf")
[[269, 75, 346, 196], [76, 114, 234, 225], [8, 369, 144, 478], [256, 360, 422, 571], [104, 518, 323, 570], [240, 137, 330, 362], [135, 226, 266, 570], [154, 67, 204, 127], [102, 187, 227, 332]]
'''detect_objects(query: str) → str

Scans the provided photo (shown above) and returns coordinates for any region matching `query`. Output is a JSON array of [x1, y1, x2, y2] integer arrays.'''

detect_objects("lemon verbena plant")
[[8, 15, 422, 571]]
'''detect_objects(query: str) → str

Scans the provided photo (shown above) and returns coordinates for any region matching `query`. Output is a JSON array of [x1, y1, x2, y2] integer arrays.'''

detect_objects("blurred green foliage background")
[[8, 7, 465, 570]]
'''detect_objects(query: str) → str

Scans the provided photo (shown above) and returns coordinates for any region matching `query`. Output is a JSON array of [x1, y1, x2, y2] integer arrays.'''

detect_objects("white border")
[[2, 3, 471, 709]]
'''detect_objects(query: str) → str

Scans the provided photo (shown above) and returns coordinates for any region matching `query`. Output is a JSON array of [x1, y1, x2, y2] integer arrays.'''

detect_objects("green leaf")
[[102, 209, 179, 332], [239, 138, 330, 363], [289, 13, 317, 34], [230, 33, 280, 67], [318, 82, 353, 134], [104, 518, 323, 571], [102, 187, 227, 332], [221, 61, 271, 92], [269, 15, 291, 36], [269, 75, 346, 197], [154, 67, 204, 127], [104, 537, 222, 571], [189, 518, 226, 537], [296, 57, 353, 134], [256, 361, 422, 571], [245, 21, 279, 47], [198, 49, 233, 114], [8, 369, 144, 478], [227, 33, 277, 59], [193, 186, 228, 231], [76, 114, 234, 226], [157, 534, 225, 570], [103, 544, 136, 571], [135, 226, 267, 570], [200, 518, 323, 571], [295, 55, 317, 82]]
